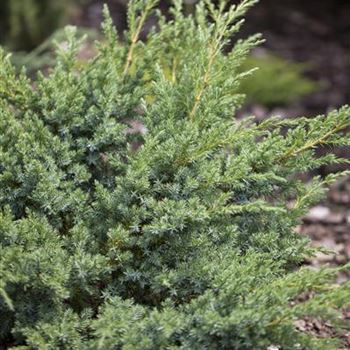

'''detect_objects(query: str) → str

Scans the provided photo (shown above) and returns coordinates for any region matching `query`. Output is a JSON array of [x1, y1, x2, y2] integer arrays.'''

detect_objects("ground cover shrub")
[[239, 52, 318, 107], [0, 0, 89, 51], [1, 1, 350, 349]]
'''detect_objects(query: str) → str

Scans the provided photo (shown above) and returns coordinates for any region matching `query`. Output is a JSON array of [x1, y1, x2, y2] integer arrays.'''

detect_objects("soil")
[[301, 178, 350, 282]]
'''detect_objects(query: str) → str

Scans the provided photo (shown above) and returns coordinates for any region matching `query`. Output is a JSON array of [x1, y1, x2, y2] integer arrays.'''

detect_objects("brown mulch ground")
[[297, 178, 350, 348], [301, 177, 350, 280]]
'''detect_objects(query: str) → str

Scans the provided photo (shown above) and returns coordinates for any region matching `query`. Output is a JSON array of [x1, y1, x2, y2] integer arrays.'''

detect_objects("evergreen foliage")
[[0, 0, 75, 51], [10, 27, 98, 75], [1, 1, 350, 349], [239, 53, 318, 107]]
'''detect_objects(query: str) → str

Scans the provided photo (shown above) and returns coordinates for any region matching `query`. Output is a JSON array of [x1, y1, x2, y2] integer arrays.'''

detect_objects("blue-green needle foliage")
[[1, 1, 350, 349]]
